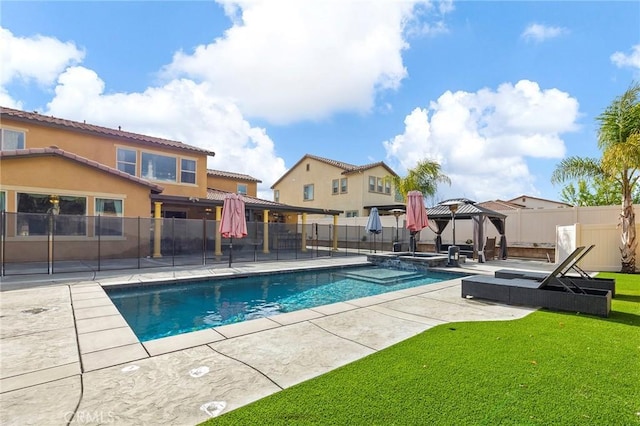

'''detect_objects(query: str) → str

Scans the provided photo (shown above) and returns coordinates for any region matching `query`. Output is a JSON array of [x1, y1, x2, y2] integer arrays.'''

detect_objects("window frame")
[[340, 178, 348, 193], [332, 179, 339, 195], [274, 189, 280, 202], [16, 192, 87, 236], [141, 151, 177, 183], [1, 128, 26, 151], [237, 183, 248, 195], [180, 158, 197, 184], [303, 184, 314, 201], [95, 198, 124, 237], [116, 147, 137, 176], [368, 176, 376, 192]]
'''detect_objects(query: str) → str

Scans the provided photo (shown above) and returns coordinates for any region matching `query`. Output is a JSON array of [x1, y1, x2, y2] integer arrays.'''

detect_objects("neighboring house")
[[476, 199, 526, 211], [271, 154, 404, 219], [207, 169, 261, 197], [506, 195, 572, 209]]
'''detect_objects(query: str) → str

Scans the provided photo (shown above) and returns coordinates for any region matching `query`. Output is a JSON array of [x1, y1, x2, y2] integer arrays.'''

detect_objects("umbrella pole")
[[229, 237, 233, 267]]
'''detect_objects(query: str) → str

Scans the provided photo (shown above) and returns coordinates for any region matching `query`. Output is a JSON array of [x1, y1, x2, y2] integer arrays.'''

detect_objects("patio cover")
[[427, 199, 508, 261]]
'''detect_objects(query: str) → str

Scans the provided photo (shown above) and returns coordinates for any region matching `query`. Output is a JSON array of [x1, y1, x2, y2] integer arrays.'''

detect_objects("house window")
[[95, 198, 123, 236], [1, 129, 25, 150], [117, 148, 137, 176], [369, 176, 376, 192], [332, 179, 339, 195], [17, 193, 86, 236], [385, 179, 391, 194], [181, 159, 196, 184], [345, 210, 358, 217], [142, 152, 176, 182], [237, 184, 248, 195], [341, 178, 348, 193], [377, 177, 383, 193], [0, 191, 5, 211], [306, 163, 310, 171], [274, 190, 280, 202], [303, 184, 314, 201]]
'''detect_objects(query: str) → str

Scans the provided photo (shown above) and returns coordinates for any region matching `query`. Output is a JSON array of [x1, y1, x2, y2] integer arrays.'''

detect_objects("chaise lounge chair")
[[493, 245, 616, 296], [461, 247, 612, 317]]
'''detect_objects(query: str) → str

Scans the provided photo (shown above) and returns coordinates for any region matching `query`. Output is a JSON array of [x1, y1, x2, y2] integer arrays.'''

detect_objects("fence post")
[[172, 217, 175, 267], [137, 217, 141, 270], [1, 211, 5, 277], [48, 211, 53, 275], [202, 217, 207, 266], [97, 214, 101, 272]]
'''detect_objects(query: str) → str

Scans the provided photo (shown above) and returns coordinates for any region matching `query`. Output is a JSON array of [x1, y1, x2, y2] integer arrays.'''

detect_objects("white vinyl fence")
[[308, 204, 639, 271]]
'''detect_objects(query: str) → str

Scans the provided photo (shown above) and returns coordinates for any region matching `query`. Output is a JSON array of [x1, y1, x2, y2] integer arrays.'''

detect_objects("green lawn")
[[205, 273, 640, 425]]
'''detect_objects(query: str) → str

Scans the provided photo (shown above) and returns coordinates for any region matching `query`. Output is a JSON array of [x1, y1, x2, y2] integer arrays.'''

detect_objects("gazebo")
[[427, 198, 508, 262]]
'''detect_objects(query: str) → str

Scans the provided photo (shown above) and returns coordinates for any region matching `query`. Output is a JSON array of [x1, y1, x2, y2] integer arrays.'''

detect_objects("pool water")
[[105, 266, 465, 342]]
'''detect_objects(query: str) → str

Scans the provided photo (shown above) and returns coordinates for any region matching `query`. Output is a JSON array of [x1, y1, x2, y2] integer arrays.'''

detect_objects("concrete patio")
[[0, 256, 555, 425]]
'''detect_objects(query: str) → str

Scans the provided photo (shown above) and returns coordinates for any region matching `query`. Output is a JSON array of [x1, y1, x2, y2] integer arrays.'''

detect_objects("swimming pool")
[[105, 265, 465, 342]]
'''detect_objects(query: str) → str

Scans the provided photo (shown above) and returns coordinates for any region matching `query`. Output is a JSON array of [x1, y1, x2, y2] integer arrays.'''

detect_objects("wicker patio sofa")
[[461, 246, 612, 317]]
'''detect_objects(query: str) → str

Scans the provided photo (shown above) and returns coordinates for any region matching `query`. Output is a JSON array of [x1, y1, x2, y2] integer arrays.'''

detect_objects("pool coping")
[[72, 260, 469, 372]]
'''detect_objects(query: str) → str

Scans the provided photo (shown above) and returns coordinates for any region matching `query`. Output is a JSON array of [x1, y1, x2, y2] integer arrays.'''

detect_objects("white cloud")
[[521, 23, 568, 43], [611, 44, 640, 70], [383, 80, 580, 201], [0, 27, 84, 86], [162, 0, 434, 124], [46, 66, 286, 199]]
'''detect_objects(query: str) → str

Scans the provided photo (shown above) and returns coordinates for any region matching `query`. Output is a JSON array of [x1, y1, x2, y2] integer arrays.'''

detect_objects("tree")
[[559, 177, 640, 206], [551, 82, 640, 273], [391, 159, 451, 203]]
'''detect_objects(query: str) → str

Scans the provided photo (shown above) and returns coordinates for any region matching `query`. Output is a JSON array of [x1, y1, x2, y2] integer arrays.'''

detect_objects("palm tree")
[[391, 159, 451, 203], [551, 82, 640, 273]]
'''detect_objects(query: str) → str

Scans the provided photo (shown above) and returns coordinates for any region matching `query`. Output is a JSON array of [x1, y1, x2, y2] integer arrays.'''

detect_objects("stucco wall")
[[0, 155, 152, 217], [2, 117, 208, 199]]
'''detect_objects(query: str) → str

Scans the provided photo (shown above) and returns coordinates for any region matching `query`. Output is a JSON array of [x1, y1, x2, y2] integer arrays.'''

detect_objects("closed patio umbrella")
[[219, 193, 247, 267], [406, 190, 429, 255], [365, 207, 383, 253]]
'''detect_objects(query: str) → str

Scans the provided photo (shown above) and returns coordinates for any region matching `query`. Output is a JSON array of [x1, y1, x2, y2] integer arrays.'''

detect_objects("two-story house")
[[0, 107, 341, 263], [271, 154, 404, 219]]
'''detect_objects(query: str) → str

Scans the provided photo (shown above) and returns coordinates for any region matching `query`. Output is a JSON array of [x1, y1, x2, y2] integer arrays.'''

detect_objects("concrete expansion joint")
[[207, 345, 283, 391], [68, 285, 86, 375], [65, 374, 85, 426], [307, 319, 378, 352]]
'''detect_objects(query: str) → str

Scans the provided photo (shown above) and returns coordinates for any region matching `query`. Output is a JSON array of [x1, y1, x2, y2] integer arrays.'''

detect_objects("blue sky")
[[2, 1, 639, 203]]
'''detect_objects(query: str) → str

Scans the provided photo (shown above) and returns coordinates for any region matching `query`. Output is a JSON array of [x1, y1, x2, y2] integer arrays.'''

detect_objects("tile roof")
[[207, 169, 262, 183], [506, 194, 572, 207], [0, 106, 215, 156], [304, 154, 358, 171], [0, 147, 164, 193], [270, 153, 398, 188], [204, 188, 342, 214], [477, 200, 525, 211], [206, 188, 282, 207]]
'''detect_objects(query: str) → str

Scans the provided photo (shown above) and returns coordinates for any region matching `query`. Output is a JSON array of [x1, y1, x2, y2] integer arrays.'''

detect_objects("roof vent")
[[49, 145, 59, 149]]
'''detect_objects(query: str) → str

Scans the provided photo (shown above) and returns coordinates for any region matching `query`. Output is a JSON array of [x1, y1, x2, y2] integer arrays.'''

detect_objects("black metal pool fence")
[[0, 212, 410, 276]]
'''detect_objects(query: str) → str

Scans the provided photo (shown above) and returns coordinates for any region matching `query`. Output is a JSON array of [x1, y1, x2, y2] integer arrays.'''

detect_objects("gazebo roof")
[[427, 199, 506, 219]]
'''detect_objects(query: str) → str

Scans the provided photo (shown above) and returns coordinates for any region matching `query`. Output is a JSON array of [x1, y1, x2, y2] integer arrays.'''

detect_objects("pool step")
[[332, 270, 426, 286]]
